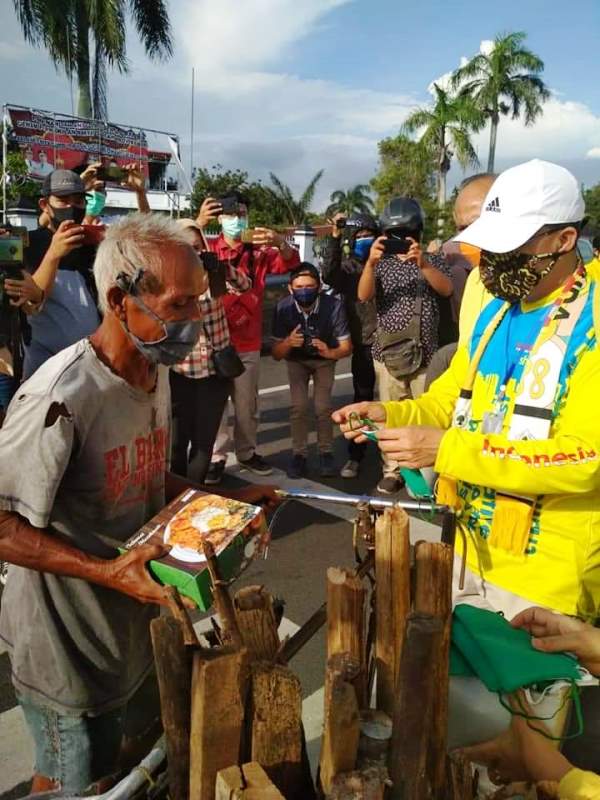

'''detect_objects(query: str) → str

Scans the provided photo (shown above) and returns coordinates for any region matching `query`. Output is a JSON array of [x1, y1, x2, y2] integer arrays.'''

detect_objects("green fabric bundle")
[[450, 603, 581, 693]]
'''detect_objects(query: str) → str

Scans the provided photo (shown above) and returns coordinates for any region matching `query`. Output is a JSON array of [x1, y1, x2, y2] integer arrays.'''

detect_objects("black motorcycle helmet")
[[379, 197, 425, 238], [346, 212, 379, 237]]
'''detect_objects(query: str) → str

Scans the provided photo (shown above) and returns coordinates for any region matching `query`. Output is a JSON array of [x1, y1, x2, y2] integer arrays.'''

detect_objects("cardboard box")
[[124, 489, 267, 610]]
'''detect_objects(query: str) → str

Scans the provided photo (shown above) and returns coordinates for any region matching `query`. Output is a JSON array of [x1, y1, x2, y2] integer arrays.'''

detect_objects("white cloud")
[[586, 147, 600, 159]]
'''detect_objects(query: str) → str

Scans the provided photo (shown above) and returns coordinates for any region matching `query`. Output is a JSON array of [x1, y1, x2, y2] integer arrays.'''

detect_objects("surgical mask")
[[85, 190, 106, 217], [479, 248, 561, 303], [221, 216, 248, 240], [49, 203, 86, 226], [292, 287, 319, 307], [353, 236, 375, 261], [122, 295, 202, 366]]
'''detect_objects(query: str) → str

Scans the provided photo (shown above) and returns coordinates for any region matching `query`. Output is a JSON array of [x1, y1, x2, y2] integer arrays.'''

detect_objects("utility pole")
[[190, 68, 195, 182]]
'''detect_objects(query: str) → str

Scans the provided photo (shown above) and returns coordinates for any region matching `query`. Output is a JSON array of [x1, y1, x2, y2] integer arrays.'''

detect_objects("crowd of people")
[[0, 156, 600, 797]]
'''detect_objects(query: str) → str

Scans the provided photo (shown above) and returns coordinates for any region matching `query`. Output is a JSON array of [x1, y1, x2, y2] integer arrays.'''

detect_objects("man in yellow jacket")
[[334, 159, 600, 622]]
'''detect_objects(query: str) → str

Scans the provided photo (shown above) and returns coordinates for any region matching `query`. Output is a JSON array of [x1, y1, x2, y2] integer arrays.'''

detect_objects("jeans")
[[287, 358, 336, 455], [348, 344, 376, 462], [169, 371, 232, 482], [374, 359, 427, 478], [18, 674, 160, 794], [213, 350, 261, 463]]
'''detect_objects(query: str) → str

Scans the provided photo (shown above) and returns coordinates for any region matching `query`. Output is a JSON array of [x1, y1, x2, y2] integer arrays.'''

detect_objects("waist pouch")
[[212, 344, 245, 379], [376, 292, 423, 378]]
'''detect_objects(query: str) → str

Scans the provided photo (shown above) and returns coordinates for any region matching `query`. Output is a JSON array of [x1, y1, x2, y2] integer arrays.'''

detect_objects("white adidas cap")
[[454, 159, 585, 253]]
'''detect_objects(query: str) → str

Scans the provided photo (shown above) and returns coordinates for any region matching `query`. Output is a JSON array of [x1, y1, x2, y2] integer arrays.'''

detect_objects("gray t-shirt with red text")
[[0, 339, 170, 715]]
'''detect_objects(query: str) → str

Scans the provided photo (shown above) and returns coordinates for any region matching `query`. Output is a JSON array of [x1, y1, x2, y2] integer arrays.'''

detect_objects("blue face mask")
[[85, 190, 106, 217], [353, 236, 375, 261], [122, 295, 202, 366], [292, 287, 319, 307], [221, 216, 248, 240]]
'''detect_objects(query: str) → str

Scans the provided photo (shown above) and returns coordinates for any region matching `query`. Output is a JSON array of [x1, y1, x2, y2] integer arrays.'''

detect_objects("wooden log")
[[166, 585, 200, 646], [374, 507, 411, 717], [215, 762, 286, 799], [414, 541, 454, 797], [328, 766, 389, 799], [249, 661, 315, 800], [204, 540, 243, 648], [445, 752, 477, 800], [150, 615, 192, 800], [319, 652, 361, 796], [189, 647, 247, 800], [234, 584, 281, 662], [388, 612, 443, 800], [326, 566, 367, 706]]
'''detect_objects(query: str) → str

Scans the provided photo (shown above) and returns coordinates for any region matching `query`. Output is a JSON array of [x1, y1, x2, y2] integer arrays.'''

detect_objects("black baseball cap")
[[41, 169, 86, 198], [289, 262, 321, 284]]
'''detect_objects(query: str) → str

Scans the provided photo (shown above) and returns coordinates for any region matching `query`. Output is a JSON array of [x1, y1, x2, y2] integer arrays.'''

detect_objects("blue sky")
[[1, 0, 600, 208]]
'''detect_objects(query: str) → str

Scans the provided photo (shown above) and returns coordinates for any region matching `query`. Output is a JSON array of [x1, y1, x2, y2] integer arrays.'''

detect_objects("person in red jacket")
[[197, 191, 300, 484]]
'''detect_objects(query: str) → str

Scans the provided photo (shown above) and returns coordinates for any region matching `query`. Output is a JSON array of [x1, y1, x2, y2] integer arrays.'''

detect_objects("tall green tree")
[[451, 31, 550, 172], [403, 83, 482, 222], [370, 134, 453, 242], [326, 184, 374, 217], [12, 0, 173, 120], [269, 170, 324, 226], [583, 183, 600, 235]]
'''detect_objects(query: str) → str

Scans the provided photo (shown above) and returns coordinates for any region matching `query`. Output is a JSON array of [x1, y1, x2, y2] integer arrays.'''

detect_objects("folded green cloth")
[[450, 603, 580, 693]]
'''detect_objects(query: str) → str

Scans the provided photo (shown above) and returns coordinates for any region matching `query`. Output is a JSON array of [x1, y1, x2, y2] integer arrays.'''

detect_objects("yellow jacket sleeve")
[[559, 767, 600, 799], [435, 347, 600, 497], [383, 344, 468, 429]]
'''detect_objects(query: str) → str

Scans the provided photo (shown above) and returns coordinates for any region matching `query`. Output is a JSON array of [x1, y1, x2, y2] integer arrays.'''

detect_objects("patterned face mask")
[[479, 248, 561, 303]]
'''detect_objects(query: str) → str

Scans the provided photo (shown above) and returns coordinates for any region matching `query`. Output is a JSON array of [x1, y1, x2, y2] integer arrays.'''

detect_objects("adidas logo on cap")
[[485, 197, 501, 213]]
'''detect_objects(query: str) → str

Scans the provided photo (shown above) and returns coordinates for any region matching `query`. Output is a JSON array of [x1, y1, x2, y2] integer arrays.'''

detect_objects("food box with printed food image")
[[124, 489, 268, 610]]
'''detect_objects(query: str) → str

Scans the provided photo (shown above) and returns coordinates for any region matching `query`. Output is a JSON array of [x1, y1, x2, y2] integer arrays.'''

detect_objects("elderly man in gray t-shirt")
[[0, 214, 278, 795]]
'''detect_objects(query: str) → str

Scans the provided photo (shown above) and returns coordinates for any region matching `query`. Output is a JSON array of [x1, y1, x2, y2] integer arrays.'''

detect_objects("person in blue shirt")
[[272, 263, 352, 479]]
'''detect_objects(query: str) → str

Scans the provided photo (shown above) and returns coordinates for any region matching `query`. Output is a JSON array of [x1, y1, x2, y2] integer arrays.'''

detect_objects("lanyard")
[[464, 262, 587, 400]]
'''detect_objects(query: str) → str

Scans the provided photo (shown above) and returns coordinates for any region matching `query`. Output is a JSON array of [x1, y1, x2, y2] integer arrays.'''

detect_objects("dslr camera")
[[303, 323, 319, 357]]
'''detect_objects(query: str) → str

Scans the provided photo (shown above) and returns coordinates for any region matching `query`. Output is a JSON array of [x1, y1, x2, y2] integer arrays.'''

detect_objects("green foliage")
[[0, 148, 40, 211], [190, 164, 289, 230], [370, 134, 454, 243], [326, 184, 374, 217], [12, 0, 173, 119], [583, 184, 600, 234], [269, 170, 324, 226], [451, 31, 549, 171]]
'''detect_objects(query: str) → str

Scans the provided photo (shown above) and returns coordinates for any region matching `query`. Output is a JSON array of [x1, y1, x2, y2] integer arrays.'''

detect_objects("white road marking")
[[258, 372, 352, 396]]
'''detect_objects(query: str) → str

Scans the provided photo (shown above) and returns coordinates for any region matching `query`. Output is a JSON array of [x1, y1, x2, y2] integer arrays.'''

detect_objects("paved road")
[[0, 355, 441, 797]]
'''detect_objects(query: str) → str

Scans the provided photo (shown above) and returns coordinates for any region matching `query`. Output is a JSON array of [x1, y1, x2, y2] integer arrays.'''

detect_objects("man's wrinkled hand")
[[102, 544, 195, 608], [230, 485, 281, 510]]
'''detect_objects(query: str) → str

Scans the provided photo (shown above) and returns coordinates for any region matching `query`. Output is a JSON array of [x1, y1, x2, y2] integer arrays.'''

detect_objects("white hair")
[[93, 213, 196, 313]]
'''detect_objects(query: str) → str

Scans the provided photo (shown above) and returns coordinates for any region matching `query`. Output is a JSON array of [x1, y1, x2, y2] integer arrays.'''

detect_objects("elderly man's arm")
[[0, 511, 172, 606], [435, 349, 600, 497]]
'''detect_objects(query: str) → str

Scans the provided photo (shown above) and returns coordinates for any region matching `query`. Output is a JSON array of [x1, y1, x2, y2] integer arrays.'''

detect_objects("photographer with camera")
[[357, 196, 452, 494], [197, 191, 300, 484], [322, 211, 379, 479], [272, 263, 351, 478], [170, 218, 250, 482]]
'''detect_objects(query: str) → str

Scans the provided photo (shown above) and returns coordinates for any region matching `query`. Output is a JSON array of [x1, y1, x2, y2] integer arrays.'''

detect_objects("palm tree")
[[326, 184, 374, 217], [403, 84, 482, 222], [451, 31, 550, 172], [12, 0, 173, 120], [269, 170, 324, 226]]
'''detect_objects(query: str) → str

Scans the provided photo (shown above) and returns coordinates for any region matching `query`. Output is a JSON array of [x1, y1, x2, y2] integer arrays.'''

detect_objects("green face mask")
[[85, 190, 106, 217]]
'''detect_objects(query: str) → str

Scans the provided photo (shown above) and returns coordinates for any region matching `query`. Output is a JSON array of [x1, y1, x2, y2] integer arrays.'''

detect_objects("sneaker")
[[238, 453, 273, 476], [319, 452, 336, 478], [288, 453, 307, 479], [340, 459, 360, 479], [205, 460, 226, 485], [377, 474, 405, 495]]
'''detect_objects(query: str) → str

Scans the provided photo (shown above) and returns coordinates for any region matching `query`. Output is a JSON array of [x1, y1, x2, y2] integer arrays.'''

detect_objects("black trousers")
[[169, 371, 232, 482], [348, 343, 376, 461]]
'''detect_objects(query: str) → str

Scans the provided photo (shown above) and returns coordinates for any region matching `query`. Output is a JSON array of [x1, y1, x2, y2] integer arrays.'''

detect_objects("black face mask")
[[49, 203, 86, 226], [479, 248, 561, 303]]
